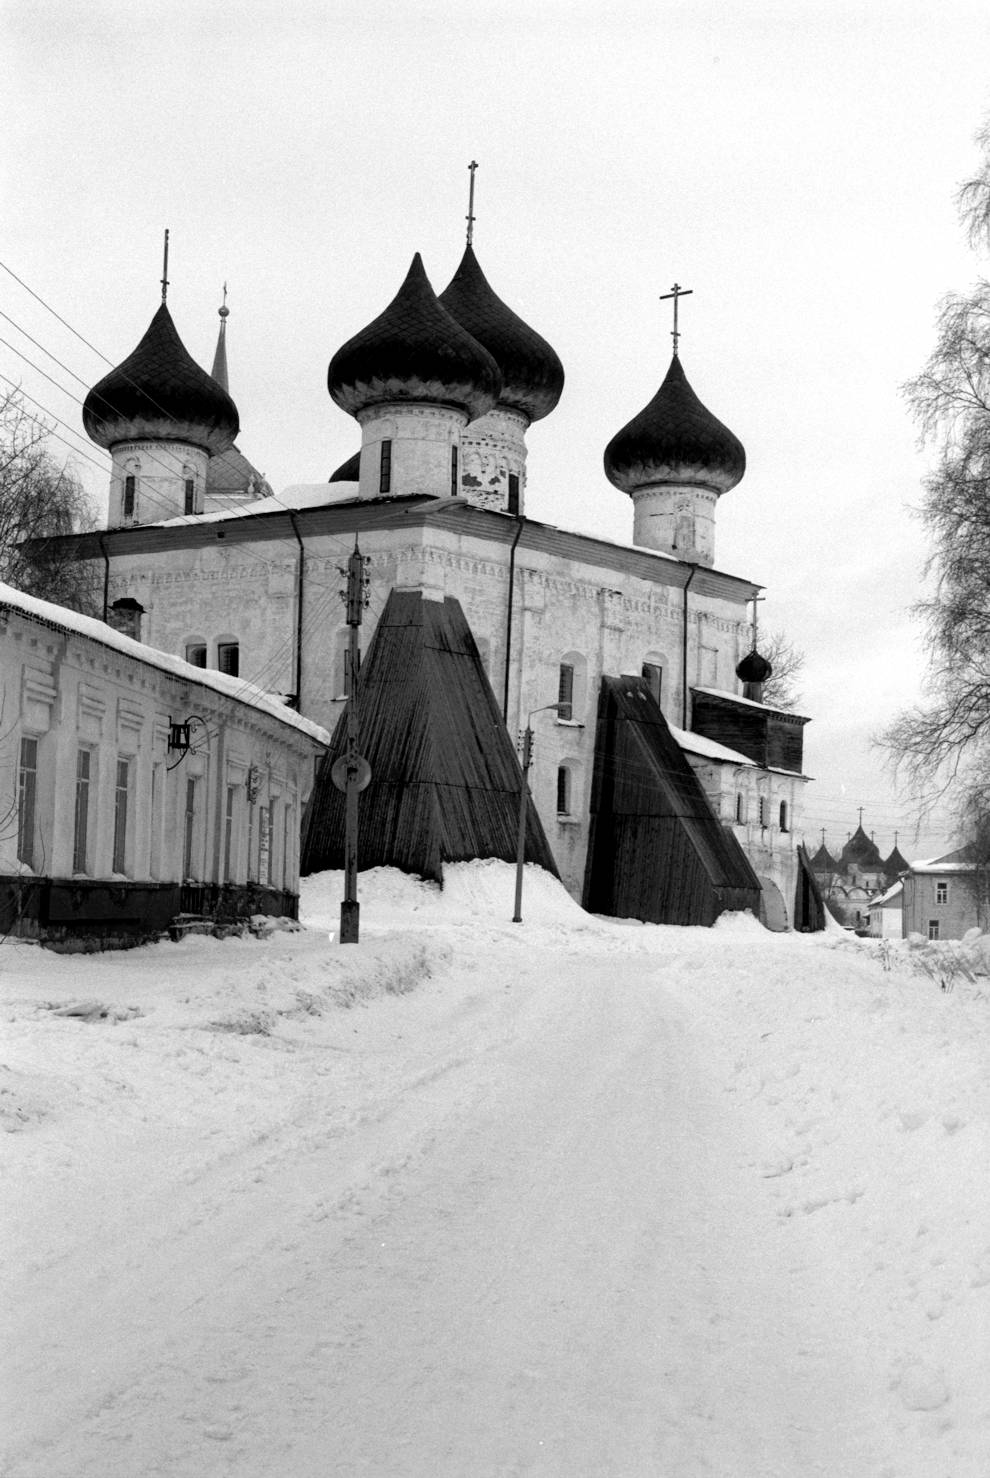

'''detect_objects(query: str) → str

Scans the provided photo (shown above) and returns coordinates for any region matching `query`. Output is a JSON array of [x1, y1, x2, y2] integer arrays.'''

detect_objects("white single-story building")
[[1, 582, 328, 947]]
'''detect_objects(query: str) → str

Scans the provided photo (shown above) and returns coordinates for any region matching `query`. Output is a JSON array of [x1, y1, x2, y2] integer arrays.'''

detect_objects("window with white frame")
[[17, 736, 38, 869], [928, 918, 940, 940], [112, 757, 130, 875], [936, 880, 948, 904], [73, 749, 92, 874]]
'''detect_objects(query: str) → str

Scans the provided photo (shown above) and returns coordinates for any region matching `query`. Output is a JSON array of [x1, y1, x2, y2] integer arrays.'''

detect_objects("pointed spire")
[[211, 283, 229, 391]]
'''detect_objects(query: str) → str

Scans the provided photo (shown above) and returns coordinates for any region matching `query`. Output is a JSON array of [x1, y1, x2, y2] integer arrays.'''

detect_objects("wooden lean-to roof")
[[582, 675, 761, 926], [301, 589, 558, 883]]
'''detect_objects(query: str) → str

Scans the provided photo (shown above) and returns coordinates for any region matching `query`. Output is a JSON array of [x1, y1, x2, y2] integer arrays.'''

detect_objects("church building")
[[61, 223, 818, 929]]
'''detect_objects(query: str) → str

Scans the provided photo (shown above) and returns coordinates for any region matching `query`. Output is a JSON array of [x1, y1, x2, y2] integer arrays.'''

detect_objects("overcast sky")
[[4, 0, 988, 859]]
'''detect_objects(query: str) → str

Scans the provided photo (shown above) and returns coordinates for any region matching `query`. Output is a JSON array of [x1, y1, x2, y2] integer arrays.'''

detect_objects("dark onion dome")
[[83, 304, 239, 455], [438, 244, 564, 423], [810, 842, 837, 872], [884, 843, 909, 876], [604, 354, 745, 496], [329, 450, 361, 482], [840, 824, 883, 869], [735, 648, 773, 685], [328, 253, 501, 423], [206, 443, 272, 500]]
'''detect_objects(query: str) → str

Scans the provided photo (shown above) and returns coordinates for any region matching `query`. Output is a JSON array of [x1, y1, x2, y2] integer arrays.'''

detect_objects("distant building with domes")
[[811, 822, 910, 928], [52, 209, 820, 930]]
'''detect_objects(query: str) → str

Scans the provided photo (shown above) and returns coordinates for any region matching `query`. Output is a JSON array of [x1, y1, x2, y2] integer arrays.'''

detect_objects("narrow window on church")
[[184, 478, 195, 514], [557, 663, 574, 721], [123, 475, 136, 519], [556, 766, 571, 815], [735, 792, 745, 824], [185, 642, 207, 668], [379, 440, 392, 495], [508, 473, 520, 515], [451, 445, 459, 497], [758, 796, 769, 827], [779, 800, 789, 832], [217, 641, 240, 676], [642, 662, 662, 703]]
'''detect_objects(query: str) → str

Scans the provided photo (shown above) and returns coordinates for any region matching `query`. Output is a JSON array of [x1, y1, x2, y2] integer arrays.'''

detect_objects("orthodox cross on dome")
[[466, 160, 479, 246], [219, 281, 229, 320], [659, 281, 693, 356], [160, 228, 170, 304], [858, 806, 864, 827]]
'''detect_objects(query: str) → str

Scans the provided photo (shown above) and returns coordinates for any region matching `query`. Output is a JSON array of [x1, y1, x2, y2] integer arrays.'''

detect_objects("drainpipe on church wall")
[[99, 534, 110, 623], [682, 563, 698, 729], [289, 513, 305, 710], [502, 515, 525, 722]]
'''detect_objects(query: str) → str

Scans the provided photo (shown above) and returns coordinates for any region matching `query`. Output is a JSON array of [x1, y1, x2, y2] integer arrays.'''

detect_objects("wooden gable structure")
[[582, 675, 761, 926], [794, 842, 827, 932], [301, 590, 558, 883], [691, 686, 808, 774]]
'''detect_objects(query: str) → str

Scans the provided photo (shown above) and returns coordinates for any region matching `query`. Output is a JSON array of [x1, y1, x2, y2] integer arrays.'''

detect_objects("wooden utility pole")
[[337, 540, 370, 943]]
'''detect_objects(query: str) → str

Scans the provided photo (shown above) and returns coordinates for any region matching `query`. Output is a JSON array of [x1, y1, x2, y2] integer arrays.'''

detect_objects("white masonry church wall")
[[83, 505, 805, 910]]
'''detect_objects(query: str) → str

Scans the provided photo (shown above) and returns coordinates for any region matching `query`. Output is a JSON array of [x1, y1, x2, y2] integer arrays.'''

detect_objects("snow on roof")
[[669, 724, 755, 767], [872, 880, 904, 907], [0, 582, 330, 746], [693, 684, 803, 718], [908, 861, 977, 874]]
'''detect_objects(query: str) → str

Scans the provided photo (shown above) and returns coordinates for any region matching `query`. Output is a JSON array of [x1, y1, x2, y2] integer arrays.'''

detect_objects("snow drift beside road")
[[2, 862, 989, 1477]]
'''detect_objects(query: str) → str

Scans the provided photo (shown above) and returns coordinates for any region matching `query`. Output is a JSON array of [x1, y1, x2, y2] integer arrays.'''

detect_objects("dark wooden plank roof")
[[583, 675, 761, 926], [302, 589, 558, 883]]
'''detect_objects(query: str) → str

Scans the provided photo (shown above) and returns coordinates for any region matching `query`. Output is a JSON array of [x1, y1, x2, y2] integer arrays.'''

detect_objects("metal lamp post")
[[513, 703, 562, 923]]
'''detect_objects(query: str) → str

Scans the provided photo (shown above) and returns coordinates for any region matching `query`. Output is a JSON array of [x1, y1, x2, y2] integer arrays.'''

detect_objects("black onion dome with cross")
[[84, 244, 238, 455], [604, 282, 745, 497], [437, 165, 563, 424], [327, 252, 502, 423], [841, 818, 884, 871]]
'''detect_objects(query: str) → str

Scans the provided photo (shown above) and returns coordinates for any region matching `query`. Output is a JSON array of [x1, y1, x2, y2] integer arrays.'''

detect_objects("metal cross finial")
[[466, 160, 479, 246], [858, 806, 864, 827], [750, 593, 765, 648], [160, 228, 170, 303], [219, 281, 229, 320], [659, 281, 693, 356]]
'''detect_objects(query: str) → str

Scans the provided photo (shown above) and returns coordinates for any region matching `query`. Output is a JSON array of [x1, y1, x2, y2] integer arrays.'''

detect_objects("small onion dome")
[[329, 450, 361, 482], [438, 244, 564, 423], [604, 355, 745, 496], [328, 252, 501, 423], [83, 304, 239, 455], [735, 648, 773, 686]]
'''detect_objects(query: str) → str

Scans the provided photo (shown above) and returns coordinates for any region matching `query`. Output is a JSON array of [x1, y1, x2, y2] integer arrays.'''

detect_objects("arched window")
[[185, 638, 207, 668], [122, 458, 139, 521], [379, 439, 392, 495], [735, 792, 746, 824], [556, 765, 572, 816], [183, 465, 196, 515], [779, 800, 789, 832], [758, 795, 769, 828], [216, 639, 240, 676], [557, 651, 587, 723]]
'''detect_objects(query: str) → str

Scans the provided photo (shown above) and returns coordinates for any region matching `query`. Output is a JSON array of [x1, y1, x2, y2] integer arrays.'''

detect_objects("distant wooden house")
[[867, 880, 903, 938], [1, 583, 328, 947]]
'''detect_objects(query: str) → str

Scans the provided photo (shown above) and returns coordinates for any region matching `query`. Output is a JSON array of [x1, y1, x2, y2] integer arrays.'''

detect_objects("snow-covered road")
[[3, 864, 989, 1476]]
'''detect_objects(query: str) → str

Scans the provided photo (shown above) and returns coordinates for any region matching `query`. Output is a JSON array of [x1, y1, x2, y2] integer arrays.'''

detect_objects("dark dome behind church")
[[83, 304, 239, 455], [604, 355, 745, 495], [328, 253, 502, 423], [439, 244, 564, 423]]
